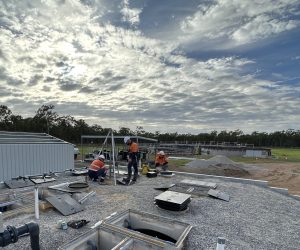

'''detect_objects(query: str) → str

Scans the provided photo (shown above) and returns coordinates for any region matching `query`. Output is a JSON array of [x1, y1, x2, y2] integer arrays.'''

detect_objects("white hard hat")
[[98, 154, 105, 160], [159, 151, 165, 155], [124, 136, 130, 144]]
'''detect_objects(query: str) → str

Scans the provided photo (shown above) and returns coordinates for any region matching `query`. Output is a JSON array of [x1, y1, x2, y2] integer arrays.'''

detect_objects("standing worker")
[[155, 151, 169, 171], [88, 155, 107, 182], [124, 136, 139, 183]]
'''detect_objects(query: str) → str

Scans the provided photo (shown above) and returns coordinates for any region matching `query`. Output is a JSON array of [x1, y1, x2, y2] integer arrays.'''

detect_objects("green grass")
[[271, 148, 300, 162], [230, 148, 300, 163]]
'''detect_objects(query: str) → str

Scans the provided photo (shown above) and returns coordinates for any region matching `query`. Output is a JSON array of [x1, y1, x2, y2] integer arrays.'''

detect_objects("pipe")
[[0, 222, 40, 250], [216, 237, 225, 250], [119, 239, 134, 250], [78, 191, 96, 204], [34, 186, 39, 220]]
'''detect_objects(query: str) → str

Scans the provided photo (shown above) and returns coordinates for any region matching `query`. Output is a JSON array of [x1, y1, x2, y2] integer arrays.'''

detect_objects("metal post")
[[100, 130, 111, 157], [81, 136, 83, 162], [111, 130, 117, 186], [0, 212, 3, 233], [34, 186, 39, 220]]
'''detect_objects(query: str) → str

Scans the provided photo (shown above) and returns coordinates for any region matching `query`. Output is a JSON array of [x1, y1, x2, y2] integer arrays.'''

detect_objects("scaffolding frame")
[[80, 133, 158, 186]]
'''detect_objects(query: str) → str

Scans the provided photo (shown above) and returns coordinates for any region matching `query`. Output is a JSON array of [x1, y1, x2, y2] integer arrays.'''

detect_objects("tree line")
[[1, 104, 300, 147]]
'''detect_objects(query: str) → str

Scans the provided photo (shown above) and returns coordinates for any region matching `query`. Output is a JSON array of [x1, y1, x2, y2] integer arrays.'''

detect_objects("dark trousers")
[[155, 163, 168, 171], [88, 168, 106, 181], [127, 157, 138, 180]]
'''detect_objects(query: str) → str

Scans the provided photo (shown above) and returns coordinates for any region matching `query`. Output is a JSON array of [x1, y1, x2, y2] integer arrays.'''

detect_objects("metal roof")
[[0, 131, 70, 144], [81, 135, 158, 142]]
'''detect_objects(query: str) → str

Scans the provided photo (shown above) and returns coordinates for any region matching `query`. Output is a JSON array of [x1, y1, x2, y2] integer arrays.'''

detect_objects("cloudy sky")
[[0, 0, 300, 133]]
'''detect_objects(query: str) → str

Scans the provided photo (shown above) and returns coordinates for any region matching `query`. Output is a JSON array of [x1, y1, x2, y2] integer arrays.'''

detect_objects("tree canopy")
[[1, 105, 300, 147]]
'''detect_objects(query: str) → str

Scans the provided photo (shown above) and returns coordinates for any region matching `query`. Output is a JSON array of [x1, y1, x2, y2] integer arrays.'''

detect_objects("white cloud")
[[0, 0, 300, 133], [120, 0, 142, 26], [232, 15, 299, 45], [179, 0, 300, 49]]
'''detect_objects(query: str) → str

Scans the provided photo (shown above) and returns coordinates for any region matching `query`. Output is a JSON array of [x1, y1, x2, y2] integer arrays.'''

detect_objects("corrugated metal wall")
[[0, 143, 73, 181], [201, 147, 245, 156], [245, 150, 267, 158]]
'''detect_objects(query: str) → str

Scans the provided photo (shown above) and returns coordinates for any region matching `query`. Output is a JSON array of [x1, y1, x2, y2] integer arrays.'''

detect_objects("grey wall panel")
[[0, 143, 73, 181], [245, 150, 267, 158], [203, 148, 244, 157]]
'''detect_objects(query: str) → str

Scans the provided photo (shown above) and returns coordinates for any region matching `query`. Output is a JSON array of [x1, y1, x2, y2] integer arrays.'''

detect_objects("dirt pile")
[[185, 155, 250, 177]]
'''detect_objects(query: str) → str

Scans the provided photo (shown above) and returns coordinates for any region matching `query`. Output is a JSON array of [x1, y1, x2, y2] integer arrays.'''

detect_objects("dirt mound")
[[186, 155, 244, 168], [185, 155, 249, 177], [209, 155, 238, 165]]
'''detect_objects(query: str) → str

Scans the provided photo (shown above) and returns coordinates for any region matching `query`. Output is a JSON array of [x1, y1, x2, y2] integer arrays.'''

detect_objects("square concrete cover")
[[154, 191, 191, 205], [46, 194, 84, 216]]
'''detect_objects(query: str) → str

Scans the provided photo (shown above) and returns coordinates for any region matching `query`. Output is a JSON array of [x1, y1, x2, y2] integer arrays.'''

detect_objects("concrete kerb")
[[291, 194, 300, 201], [171, 171, 269, 187], [268, 186, 289, 195]]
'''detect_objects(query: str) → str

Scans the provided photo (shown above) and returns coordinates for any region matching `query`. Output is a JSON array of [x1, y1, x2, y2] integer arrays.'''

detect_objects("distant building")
[[159, 141, 272, 158], [201, 145, 271, 158]]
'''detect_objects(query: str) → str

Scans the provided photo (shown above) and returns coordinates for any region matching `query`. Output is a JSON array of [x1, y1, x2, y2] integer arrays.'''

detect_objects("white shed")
[[0, 131, 74, 181], [244, 148, 271, 158]]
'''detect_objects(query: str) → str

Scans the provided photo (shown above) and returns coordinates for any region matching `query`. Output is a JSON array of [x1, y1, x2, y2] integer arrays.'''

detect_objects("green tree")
[[0, 105, 13, 130]]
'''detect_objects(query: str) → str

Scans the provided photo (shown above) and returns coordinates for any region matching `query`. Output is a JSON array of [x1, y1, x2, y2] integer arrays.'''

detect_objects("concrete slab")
[[46, 194, 84, 216], [4, 179, 35, 189], [30, 177, 56, 184], [208, 189, 230, 202], [169, 183, 209, 197], [180, 179, 217, 189]]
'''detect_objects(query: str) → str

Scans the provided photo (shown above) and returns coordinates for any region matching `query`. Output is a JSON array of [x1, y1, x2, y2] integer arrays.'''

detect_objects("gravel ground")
[[2, 173, 300, 250]]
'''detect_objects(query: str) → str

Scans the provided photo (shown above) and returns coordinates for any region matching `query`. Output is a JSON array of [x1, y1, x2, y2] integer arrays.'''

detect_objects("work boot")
[[122, 177, 130, 184], [132, 174, 138, 182]]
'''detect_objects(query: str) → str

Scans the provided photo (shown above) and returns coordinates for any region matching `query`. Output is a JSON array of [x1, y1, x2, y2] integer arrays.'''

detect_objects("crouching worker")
[[88, 154, 107, 182], [155, 151, 169, 171]]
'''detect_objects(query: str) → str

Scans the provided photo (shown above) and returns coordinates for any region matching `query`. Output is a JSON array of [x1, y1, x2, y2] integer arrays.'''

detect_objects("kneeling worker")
[[88, 154, 107, 182], [155, 151, 169, 171]]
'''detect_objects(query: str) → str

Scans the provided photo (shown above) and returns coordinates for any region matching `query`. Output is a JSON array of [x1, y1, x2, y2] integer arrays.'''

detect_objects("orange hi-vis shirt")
[[129, 142, 138, 153], [89, 159, 105, 171], [155, 154, 168, 165]]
